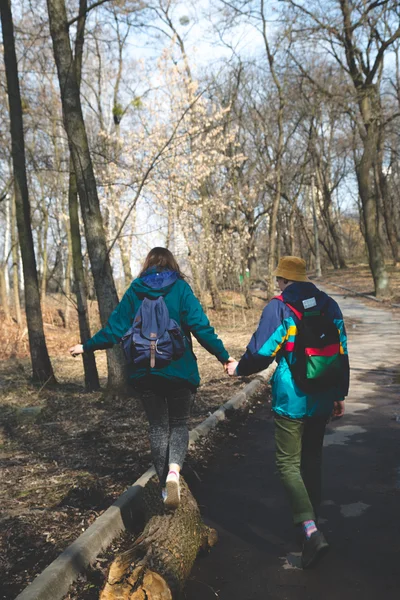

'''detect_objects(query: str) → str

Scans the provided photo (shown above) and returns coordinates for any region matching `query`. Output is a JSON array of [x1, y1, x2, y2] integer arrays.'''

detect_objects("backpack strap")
[[273, 295, 303, 321]]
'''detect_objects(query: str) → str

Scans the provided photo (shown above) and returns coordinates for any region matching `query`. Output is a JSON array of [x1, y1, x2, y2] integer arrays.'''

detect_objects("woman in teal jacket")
[[69, 247, 234, 509]]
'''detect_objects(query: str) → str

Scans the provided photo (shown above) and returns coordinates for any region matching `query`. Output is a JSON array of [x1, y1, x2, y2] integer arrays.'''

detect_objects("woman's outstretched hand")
[[69, 344, 84, 357]]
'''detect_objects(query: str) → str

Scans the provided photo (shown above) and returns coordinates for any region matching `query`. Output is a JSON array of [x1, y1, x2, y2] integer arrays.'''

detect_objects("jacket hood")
[[131, 268, 180, 298], [281, 281, 329, 311]]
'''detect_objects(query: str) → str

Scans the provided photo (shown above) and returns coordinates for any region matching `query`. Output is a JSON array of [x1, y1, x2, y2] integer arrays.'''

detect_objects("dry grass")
[[318, 262, 400, 309]]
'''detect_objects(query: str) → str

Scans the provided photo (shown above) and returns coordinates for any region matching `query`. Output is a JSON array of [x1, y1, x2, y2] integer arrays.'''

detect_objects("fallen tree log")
[[100, 477, 217, 600]]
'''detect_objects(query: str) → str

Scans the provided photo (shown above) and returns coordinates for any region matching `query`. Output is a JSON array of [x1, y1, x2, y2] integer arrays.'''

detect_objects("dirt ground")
[[320, 262, 400, 307], [0, 291, 266, 600]]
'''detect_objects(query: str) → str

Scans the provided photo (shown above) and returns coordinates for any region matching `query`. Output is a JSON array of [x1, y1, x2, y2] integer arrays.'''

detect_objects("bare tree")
[[46, 0, 126, 391], [0, 0, 55, 383], [284, 0, 400, 295], [67, 0, 100, 391]]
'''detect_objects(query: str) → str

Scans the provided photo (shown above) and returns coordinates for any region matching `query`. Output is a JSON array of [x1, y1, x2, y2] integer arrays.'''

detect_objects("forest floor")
[[319, 261, 400, 306], [0, 290, 267, 600], [1, 262, 400, 600]]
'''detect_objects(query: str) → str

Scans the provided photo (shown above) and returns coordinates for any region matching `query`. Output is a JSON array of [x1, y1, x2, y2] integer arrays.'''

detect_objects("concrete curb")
[[15, 363, 275, 600]]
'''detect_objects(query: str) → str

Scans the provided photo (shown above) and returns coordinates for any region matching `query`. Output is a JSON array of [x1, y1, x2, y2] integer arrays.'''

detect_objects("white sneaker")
[[164, 470, 180, 510], [161, 488, 167, 502]]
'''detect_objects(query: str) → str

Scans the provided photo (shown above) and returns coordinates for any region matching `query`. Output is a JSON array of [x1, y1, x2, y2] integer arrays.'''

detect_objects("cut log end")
[[100, 477, 217, 600], [101, 567, 172, 600]]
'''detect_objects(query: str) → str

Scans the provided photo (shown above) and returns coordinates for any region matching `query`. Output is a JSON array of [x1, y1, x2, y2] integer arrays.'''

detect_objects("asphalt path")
[[185, 289, 400, 600]]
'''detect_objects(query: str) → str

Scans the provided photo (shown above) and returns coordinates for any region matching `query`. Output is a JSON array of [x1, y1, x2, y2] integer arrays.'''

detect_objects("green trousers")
[[274, 415, 327, 524]]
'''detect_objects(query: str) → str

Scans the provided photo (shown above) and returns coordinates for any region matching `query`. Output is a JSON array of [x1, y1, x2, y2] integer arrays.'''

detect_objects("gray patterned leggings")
[[135, 378, 194, 485]]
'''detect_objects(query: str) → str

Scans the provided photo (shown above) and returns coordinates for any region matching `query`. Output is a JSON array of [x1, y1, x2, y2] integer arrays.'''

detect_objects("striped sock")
[[303, 519, 318, 538], [166, 470, 179, 481]]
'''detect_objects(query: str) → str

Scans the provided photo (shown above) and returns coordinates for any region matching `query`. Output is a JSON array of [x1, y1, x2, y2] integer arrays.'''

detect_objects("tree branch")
[[68, 0, 113, 27], [104, 89, 207, 259], [367, 26, 400, 84]]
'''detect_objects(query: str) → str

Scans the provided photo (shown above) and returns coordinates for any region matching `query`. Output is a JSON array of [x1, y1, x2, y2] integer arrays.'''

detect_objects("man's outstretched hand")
[[332, 400, 345, 418], [225, 359, 239, 376], [223, 356, 238, 376]]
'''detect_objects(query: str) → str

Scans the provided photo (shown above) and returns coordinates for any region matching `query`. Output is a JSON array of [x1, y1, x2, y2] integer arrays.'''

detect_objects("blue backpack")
[[121, 296, 186, 368]]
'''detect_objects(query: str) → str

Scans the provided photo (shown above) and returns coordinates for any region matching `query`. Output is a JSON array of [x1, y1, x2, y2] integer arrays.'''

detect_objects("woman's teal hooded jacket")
[[83, 269, 229, 388]]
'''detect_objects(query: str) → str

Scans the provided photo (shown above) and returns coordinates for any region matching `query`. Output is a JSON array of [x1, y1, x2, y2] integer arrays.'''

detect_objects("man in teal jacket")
[[228, 256, 349, 568]]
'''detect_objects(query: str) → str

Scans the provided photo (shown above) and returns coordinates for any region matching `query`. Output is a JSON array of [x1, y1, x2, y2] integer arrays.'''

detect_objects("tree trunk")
[[69, 160, 100, 391], [0, 195, 10, 319], [289, 207, 296, 255], [240, 260, 253, 309], [0, 268, 9, 319], [203, 208, 222, 311], [47, 0, 126, 391], [206, 258, 222, 311], [328, 212, 347, 268], [248, 255, 258, 280], [337, 0, 393, 292], [11, 192, 22, 326], [266, 184, 281, 298], [296, 215, 305, 259], [181, 228, 204, 305], [40, 208, 49, 304], [356, 123, 390, 297], [166, 202, 174, 249], [311, 176, 322, 277], [1, 0, 55, 383], [205, 250, 222, 310], [3, 194, 11, 298], [100, 477, 217, 600], [115, 210, 133, 289], [318, 176, 347, 269], [247, 225, 258, 281], [261, 3, 284, 299], [376, 145, 399, 267], [319, 236, 338, 269], [187, 253, 204, 306], [119, 241, 133, 290], [64, 216, 73, 329], [67, 0, 99, 391], [190, 263, 203, 304]]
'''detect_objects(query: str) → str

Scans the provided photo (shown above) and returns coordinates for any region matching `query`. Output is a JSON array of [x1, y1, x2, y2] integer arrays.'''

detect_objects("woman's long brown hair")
[[139, 247, 185, 278]]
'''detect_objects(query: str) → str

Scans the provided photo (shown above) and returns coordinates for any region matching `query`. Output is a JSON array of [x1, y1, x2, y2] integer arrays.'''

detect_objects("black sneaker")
[[295, 524, 304, 547], [301, 530, 329, 569]]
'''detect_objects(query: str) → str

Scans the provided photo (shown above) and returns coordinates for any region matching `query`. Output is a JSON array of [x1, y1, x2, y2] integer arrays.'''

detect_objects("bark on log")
[[100, 477, 217, 600]]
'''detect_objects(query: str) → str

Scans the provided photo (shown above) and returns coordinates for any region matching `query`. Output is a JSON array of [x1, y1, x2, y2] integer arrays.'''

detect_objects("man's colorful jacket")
[[237, 282, 350, 418]]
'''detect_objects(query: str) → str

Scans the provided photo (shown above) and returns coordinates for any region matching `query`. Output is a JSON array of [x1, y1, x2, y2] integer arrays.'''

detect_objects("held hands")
[[227, 361, 239, 376], [223, 356, 239, 377], [69, 344, 84, 357]]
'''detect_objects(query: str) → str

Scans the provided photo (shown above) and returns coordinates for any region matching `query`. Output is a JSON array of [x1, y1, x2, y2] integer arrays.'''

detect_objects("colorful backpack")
[[121, 296, 186, 368], [275, 295, 342, 393]]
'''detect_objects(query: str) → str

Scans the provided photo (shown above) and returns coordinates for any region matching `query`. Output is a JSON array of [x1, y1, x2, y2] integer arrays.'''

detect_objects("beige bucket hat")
[[272, 256, 310, 282]]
